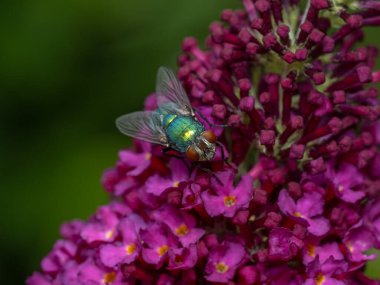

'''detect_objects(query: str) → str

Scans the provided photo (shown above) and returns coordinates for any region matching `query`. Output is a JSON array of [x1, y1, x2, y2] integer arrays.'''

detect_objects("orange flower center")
[[105, 229, 114, 239], [175, 223, 190, 237], [157, 245, 169, 257], [215, 262, 229, 273], [102, 272, 116, 284], [145, 152, 152, 160], [346, 241, 354, 252], [306, 244, 316, 257], [224, 195, 236, 207], [316, 274, 326, 285], [125, 243, 137, 255], [293, 211, 303, 218], [173, 181, 180, 188]]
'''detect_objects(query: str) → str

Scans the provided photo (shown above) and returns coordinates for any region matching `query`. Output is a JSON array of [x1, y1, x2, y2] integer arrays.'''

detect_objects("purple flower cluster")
[[28, 1, 380, 284]]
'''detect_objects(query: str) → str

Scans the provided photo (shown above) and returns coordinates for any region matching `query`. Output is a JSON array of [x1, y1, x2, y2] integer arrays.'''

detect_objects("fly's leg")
[[194, 109, 228, 128], [216, 141, 226, 161], [162, 147, 191, 173], [216, 141, 236, 170]]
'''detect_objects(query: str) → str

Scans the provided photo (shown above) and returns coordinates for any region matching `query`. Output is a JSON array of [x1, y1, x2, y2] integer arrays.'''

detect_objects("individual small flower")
[[141, 223, 178, 267], [80, 203, 130, 244], [99, 214, 146, 268], [152, 206, 205, 247], [278, 189, 330, 236], [205, 241, 246, 283], [304, 256, 348, 285], [362, 198, 380, 246], [167, 244, 198, 270], [114, 176, 138, 197], [58, 261, 81, 285], [119, 141, 153, 176], [344, 226, 377, 263], [145, 159, 189, 196], [101, 168, 122, 194], [181, 182, 203, 209], [201, 170, 254, 217], [40, 240, 77, 274], [268, 227, 303, 261], [60, 219, 85, 242], [303, 242, 344, 266], [77, 258, 125, 285], [325, 163, 365, 203], [330, 202, 361, 236]]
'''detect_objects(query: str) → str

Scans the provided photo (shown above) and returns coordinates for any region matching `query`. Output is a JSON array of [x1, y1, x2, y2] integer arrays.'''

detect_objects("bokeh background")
[[0, 0, 379, 284]]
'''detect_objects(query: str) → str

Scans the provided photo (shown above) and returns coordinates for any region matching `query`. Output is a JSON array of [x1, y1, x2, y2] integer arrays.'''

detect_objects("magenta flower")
[[99, 214, 146, 267], [181, 182, 202, 209], [325, 163, 365, 203], [201, 170, 253, 218], [278, 189, 330, 236], [344, 226, 377, 263], [140, 223, 178, 267], [304, 256, 348, 285], [152, 206, 205, 247], [268, 227, 303, 261], [303, 242, 344, 266], [119, 142, 153, 176], [28, 0, 380, 284], [363, 199, 380, 246], [205, 241, 246, 283], [39, 240, 76, 274], [77, 259, 125, 285], [80, 203, 130, 244], [167, 245, 198, 270], [145, 159, 189, 197]]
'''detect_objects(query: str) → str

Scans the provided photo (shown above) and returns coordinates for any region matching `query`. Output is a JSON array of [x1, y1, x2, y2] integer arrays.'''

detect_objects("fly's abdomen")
[[165, 116, 204, 153]]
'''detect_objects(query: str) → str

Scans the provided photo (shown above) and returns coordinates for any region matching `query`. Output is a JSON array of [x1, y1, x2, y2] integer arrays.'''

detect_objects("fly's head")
[[186, 130, 217, 162]]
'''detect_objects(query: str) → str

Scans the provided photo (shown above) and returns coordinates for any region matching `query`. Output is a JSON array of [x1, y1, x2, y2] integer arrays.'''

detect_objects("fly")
[[116, 67, 222, 162]]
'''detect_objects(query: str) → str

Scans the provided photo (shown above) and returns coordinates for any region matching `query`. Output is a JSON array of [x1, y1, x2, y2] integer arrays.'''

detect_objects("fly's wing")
[[156, 66, 194, 116], [116, 111, 169, 146]]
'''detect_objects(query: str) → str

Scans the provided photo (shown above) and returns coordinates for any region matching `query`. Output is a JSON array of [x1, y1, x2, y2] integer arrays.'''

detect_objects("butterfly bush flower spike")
[[28, 0, 380, 284]]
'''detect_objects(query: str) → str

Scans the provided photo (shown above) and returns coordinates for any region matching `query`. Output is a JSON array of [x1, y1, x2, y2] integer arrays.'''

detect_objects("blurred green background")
[[0, 0, 379, 284]]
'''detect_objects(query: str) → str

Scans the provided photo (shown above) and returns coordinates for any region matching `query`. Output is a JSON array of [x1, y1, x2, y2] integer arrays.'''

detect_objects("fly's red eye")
[[201, 130, 217, 144], [186, 146, 200, 162]]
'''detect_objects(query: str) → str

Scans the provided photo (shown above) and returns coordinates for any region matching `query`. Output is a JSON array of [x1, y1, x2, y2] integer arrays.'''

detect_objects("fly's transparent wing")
[[156, 66, 194, 116], [116, 111, 169, 146]]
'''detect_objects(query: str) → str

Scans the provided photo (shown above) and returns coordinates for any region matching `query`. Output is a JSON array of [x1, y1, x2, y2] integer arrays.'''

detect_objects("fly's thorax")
[[162, 114, 177, 129], [186, 130, 217, 162], [165, 115, 204, 153]]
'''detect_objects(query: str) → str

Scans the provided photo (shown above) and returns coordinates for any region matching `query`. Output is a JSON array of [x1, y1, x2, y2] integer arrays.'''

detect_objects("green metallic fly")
[[116, 67, 221, 162]]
